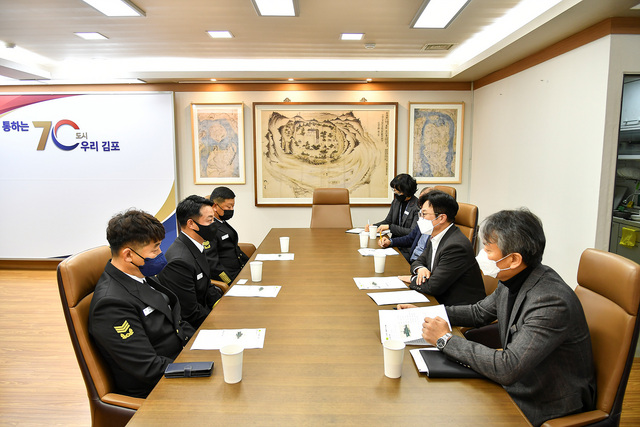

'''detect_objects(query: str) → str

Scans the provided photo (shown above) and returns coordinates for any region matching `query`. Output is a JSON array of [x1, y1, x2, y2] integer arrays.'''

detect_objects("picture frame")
[[253, 102, 397, 206], [191, 103, 245, 185], [408, 102, 464, 184]]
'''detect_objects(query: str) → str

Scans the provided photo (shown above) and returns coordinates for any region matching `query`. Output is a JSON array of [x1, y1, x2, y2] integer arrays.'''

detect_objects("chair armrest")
[[211, 280, 230, 294], [541, 410, 609, 427], [239, 242, 256, 258], [101, 393, 144, 410]]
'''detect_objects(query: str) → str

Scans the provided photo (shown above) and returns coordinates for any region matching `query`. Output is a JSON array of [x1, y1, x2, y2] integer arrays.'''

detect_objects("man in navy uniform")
[[89, 209, 194, 398]]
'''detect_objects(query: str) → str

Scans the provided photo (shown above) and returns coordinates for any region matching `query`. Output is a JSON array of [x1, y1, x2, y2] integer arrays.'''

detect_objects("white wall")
[[174, 89, 473, 248]]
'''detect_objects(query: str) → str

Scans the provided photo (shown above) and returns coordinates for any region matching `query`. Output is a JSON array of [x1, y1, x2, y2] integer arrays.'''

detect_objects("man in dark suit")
[[89, 209, 195, 398], [205, 186, 249, 285], [409, 190, 485, 306], [159, 195, 224, 329], [405, 209, 597, 426]]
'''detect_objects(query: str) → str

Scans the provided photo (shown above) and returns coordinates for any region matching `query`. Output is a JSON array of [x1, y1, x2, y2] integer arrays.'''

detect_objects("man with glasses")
[[409, 190, 485, 305]]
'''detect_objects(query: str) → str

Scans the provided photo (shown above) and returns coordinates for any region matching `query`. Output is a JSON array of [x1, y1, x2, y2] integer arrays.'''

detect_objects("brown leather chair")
[[542, 248, 640, 427], [433, 185, 457, 199], [239, 242, 256, 258], [57, 246, 143, 427], [463, 275, 501, 349], [310, 188, 353, 229], [454, 202, 478, 250]]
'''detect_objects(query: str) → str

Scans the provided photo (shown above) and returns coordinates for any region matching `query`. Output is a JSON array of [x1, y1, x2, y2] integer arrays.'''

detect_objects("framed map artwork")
[[191, 103, 245, 184], [253, 102, 397, 206], [408, 102, 464, 184]]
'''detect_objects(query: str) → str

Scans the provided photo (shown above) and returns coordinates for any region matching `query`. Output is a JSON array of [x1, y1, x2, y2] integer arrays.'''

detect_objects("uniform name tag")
[[221, 234, 230, 240], [197, 273, 203, 280], [404, 210, 410, 215], [143, 306, 155, 316]]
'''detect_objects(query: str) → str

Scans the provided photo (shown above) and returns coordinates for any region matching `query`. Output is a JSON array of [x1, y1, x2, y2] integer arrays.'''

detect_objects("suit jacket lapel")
[[502, 264, 545, 344], [430, 225, 456, 271], [179, 233, 211, 282]]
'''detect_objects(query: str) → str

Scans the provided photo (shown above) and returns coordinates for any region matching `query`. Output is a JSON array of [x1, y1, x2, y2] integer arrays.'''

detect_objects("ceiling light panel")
[[208, 31, 234, 39], [81, 0, 145, 17], [252, 0, 298, 17], [341, 33, 364, 41], [412, 0, 470, 29], [75, 32, 108, 40]]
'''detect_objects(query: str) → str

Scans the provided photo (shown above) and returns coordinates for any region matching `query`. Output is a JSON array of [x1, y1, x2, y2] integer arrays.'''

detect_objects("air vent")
[[421, 43, 454, 51]]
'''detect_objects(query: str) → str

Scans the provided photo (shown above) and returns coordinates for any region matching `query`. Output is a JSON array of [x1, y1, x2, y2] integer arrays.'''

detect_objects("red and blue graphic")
[[51, 119, 80, 151]]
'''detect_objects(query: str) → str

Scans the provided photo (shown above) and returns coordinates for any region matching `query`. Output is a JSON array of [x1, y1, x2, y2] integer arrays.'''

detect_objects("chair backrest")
[[57, 246, 141, 426], [576, 248, 640, 423], [454, 202, 478, 249], [433, 185, 457, 199], [310, 188, 353, 229]]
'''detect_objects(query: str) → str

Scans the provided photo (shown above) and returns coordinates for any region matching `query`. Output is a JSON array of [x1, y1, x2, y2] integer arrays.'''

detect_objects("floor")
[[0, 268, 638, 426]]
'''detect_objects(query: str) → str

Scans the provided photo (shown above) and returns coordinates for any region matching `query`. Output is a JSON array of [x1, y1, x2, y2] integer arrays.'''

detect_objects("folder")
[[419, 350, 484, 378]]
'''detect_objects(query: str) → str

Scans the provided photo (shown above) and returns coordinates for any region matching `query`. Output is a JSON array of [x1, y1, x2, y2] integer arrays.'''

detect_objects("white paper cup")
[[280, 236, 290, 253], [250, 261, 263, 282], [359, 231, 368, 248], [383, 340, 405, 378], [374, 251, 386, 273], [220, 344, 244, 384], [369, 226, 378, 240]]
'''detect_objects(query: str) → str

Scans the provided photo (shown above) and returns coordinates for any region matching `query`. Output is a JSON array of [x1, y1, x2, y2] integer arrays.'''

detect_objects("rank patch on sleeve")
[[114, 320, 134, 339], [219, 271, 231, 284]]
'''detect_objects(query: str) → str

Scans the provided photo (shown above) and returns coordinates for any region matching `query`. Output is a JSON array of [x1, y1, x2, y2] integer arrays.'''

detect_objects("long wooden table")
[[128, 228, 530, 426]]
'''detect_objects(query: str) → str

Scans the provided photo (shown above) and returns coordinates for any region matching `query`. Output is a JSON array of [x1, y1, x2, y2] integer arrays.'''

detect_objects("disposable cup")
[[220, 344, 244, 384], [250, 261, 263, 282], [359, 232, 368, 248], [383, 340, 405, 378], [280, 236, 290, 253], [369, 226, 378, 239], [374, 251, 386, 273]]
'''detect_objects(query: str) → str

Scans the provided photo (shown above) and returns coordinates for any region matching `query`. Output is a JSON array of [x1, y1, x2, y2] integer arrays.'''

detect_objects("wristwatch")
[[436, 332, 453, 351]]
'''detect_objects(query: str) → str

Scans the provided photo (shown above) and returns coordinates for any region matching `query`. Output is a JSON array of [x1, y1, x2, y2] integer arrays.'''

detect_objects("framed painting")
[[408, 102, 464, 184], [191, 103, 245, 184], [253, 102, 397, 206]]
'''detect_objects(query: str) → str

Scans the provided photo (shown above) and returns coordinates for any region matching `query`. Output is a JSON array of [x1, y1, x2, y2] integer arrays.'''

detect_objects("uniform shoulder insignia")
[[203, 241, 211, 249], [114, 320, 134, 339]]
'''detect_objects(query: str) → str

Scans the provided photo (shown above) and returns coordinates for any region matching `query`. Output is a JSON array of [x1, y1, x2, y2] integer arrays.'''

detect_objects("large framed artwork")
[[253, 102, 397, 206], [408, 102, 464, 184], [191, 103, 245, 184]]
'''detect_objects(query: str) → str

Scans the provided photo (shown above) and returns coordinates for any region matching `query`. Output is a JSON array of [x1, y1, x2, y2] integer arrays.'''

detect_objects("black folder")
[[164, 361, 214, 378], [419, 350, 484, 378]]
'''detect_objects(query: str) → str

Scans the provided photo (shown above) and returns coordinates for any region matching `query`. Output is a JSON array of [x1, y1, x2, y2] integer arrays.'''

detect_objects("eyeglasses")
[[419, 211, 438, 219]]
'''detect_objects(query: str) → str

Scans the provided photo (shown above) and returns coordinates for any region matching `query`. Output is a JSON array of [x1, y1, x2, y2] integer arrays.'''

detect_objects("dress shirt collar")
[[124, 272, 145, 283], [428, 223, 453, 267], [181, 230, 204, 252]]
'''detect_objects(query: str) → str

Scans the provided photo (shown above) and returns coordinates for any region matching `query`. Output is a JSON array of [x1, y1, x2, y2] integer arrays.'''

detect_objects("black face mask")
[[394, 193, 405, 201], [193, 220, 218, 242], [219, 208, 234, 221]]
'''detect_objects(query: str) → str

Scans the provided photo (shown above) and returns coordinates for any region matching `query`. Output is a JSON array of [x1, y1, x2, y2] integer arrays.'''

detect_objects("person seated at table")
[[159, 195, 224, 329], [379, 186, 432, 263], [205, 186, 250, 285], [365, 173, 419, 259], [89, 209, 195, 398], [400, 208, 597, 427], [409, 190, 485, 306]]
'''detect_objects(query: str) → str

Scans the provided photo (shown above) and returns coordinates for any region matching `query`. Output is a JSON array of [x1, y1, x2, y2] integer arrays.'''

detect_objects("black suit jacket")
[[159, 233, 221, 328], [205, 219, 249, 283], [409, 224, 485, 306], [89, 262, 194, 398], [374, 196, 419, 259]]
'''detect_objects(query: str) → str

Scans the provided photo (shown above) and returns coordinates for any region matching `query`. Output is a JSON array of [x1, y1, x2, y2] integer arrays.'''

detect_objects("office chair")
[[57, 246, 143, 427], [310, 188, 353, 229], [239, 242, 256, 258], [462, 275, 501, 349], [433, 185, 457, 199], [454, 202, 478, 250], [542, 248, 640, 427]]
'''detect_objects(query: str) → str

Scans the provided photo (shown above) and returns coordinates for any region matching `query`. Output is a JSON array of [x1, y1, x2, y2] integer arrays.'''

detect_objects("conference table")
[[128, 228, 530, 426]]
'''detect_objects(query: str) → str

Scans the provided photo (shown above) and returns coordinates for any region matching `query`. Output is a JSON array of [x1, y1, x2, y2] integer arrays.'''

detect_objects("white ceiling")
[[0, 0, 639, 85]]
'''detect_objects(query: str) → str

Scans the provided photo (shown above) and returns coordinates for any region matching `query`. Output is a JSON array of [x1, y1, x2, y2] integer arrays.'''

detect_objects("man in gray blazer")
[[403, 208, 596, 426]]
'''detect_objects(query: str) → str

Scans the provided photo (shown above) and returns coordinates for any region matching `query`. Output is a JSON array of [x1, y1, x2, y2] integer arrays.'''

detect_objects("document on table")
[[225, 285, 281, 297], [358, 248, 399, 256], [346, 228, 365, 234], [379, 305, 451, 345], [353, 276, 408, 290], [410, 347, 435, 373], [255, 253, 295, 261], [367, 290, 429, 306], [190, 328, 266, 350]]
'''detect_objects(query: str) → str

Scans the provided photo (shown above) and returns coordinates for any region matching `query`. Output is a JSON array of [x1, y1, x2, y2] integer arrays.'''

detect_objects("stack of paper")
[[379, 305, 450, 345], [190, 329, 266, 350]]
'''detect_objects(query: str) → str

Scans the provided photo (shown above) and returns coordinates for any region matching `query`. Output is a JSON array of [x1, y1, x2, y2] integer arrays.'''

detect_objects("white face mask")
[[417, 217, 434, 235], [475, 250, 512, 278]]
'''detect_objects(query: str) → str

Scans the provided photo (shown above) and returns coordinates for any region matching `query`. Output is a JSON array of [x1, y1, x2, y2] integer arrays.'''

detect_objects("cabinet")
[[610, 218, 640, 264]]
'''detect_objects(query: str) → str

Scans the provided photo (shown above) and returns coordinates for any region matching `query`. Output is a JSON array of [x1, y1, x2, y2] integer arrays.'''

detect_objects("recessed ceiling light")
[[364, 43, 376, 49], [81, 0, 145, 17], [366, 78, 373, 82], [341, 33, 364, 41], [411, 0, 470, 29], [288, 78, 294, 81], [210, 78, 217, 82], [207, 31, 234, 39], [252, 0, 297, 16], [75, 32, 108, 40]]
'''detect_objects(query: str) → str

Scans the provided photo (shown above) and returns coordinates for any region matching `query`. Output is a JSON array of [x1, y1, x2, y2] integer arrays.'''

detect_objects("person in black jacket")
[[205, 186, 250, 285], [89, 209, 195, 398]]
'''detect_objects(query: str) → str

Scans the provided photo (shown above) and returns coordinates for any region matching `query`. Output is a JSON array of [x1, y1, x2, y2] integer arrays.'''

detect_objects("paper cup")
[[374, 251, 386, 274], [359, 231, 368, 248], [383, 340, 405, 378], [250, 261, 263, 282], [280, 236, 290, 253], [369, 226, 378, 239], [220, 344, 244, 384]]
